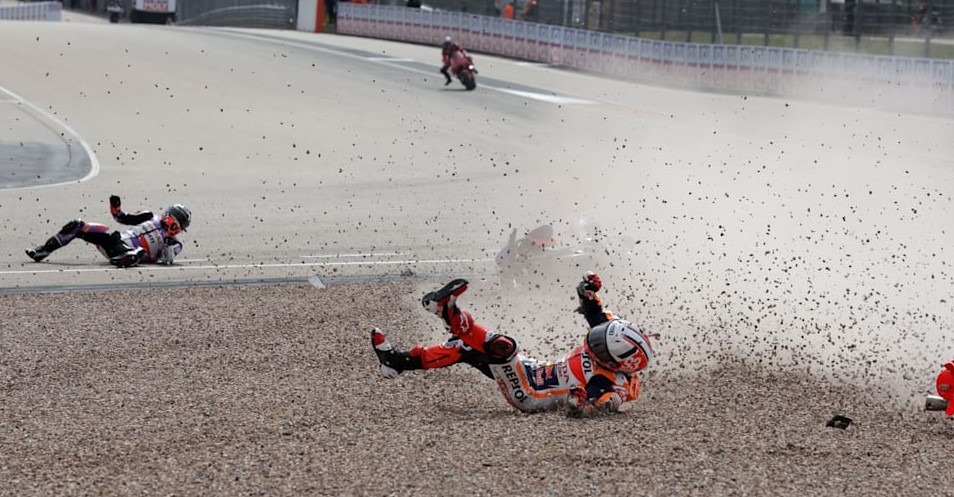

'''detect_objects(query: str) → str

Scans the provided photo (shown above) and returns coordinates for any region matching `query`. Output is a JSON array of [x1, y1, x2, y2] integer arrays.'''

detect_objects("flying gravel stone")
[[826, 414, 852, 430]]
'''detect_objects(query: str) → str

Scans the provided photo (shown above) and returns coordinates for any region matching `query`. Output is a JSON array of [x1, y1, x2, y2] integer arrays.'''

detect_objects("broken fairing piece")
[[308, 275, 326, 289]]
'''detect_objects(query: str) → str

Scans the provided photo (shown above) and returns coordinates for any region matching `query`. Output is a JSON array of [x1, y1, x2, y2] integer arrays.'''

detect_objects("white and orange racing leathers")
[[444, 285, 641, 415], [374, 277, 645, 416]]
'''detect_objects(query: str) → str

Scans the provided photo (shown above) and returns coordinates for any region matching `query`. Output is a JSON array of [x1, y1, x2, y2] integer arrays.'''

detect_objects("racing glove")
[[566, 385, 625, 418], [109, 195, 122, 216], [160, 238, 178, 265], [576, 271, 602, 298], [576, 272, 603, 315]]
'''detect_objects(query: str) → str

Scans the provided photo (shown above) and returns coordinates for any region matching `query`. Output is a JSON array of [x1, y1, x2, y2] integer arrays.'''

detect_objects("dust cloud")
[[454, 82, 954, 412]]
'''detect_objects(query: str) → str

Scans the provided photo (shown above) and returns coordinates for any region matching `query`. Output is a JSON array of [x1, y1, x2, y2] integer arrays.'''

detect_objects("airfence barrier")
[[0, 2, 62, 21]]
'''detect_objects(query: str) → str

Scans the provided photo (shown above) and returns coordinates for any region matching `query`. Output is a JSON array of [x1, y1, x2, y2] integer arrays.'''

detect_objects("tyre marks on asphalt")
[[0, 84, 100, 190]]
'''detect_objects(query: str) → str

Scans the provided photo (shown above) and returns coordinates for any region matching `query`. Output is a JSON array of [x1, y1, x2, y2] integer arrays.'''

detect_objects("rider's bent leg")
[[374, 341, 464, 373], [422, 279, 518, 364], [371, 328, 423, 376], [75, 226, 124, 256], [28, 219, 142, 267], [412, 339, 493, 378], [78, 228, 143, 267], [411, 342, 464, 369], [54, 218, 98, 246], [372, 327, 492, 379], [26, 219, 105, 262], [445, 305, 518, 364], [440, 64, 452, 84]]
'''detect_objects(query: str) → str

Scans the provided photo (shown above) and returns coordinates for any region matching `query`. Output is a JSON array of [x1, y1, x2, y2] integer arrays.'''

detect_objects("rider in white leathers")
[[26, 194, 191, 268]]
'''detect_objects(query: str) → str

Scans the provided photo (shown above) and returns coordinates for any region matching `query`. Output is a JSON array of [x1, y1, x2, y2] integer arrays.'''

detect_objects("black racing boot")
[[25, 237, 62, 262], [370, 328, 423, 379], [421, 278, 469, 323]]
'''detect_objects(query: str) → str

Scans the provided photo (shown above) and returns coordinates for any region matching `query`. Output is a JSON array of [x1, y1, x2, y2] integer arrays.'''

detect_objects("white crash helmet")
[[584, 320, 654, 374]]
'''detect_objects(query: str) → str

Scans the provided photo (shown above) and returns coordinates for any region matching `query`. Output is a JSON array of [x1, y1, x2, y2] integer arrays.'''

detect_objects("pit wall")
[[0, 2, 61, 21], [337, 3, 954, 115]]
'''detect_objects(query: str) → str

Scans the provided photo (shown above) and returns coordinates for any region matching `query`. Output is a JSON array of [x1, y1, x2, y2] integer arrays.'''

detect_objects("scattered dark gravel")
[[2, 281, 953, 496]]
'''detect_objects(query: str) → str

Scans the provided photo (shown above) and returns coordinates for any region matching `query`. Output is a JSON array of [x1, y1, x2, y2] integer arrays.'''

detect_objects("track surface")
[[2, 19, 954, 496]]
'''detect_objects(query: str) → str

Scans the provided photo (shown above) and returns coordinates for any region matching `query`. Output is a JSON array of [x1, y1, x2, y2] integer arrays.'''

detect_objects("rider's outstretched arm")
[[576, 272, 616, 328], [159, 237, 183, 265], [109, 195, 155, 225]]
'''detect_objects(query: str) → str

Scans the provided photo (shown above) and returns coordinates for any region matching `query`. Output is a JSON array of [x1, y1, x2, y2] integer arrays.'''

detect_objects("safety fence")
[[408, 0, 954, 38], [0, 1, 62, 21], [387, 0, 954, 59], [177, 0, 296, 28], [338, 3, 954, 115]]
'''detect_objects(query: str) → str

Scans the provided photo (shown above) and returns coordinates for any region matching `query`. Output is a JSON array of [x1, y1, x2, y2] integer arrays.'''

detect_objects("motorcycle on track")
[[107, 0, 124, 22], [450, 52, 477, 91]]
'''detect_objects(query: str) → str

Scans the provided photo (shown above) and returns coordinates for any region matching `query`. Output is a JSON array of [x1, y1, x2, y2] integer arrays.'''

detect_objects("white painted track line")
[[0, 84, 100, 190], [0, 256, 495, 275]]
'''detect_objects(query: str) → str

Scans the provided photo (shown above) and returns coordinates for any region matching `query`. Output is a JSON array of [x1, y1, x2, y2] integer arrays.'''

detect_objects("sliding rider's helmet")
[[584, 320, 654, 374], [162, 204, 192, 235]]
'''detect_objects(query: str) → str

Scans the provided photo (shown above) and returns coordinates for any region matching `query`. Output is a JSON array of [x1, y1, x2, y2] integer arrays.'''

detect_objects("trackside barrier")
[[337, 3, 954, 115], [178, 0, 297, 28], [0, 1, 62, 21]]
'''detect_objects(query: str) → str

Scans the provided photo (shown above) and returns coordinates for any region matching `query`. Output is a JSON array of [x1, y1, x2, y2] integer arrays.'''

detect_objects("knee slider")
[[487, 335, 518, 363], [59, 219, 85, 235]]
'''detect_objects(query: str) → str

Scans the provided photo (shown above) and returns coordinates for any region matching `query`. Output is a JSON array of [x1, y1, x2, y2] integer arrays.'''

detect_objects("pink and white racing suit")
[[113, 214, 183, 264]]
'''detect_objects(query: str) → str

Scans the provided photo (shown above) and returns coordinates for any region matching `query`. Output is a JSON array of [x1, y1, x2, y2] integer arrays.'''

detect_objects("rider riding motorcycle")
[[439, 36, 473, 86], [106, 0, 125, 21], [371, 272, 655, 416], [25, 194, 192, 268]]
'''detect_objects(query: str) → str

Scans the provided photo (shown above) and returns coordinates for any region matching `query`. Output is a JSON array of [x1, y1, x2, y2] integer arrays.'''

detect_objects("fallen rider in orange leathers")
[[371, 273, 656, 416]]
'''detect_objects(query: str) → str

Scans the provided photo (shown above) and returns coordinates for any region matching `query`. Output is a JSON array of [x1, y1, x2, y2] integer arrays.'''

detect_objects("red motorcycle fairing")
[[936, 361, 954, 415]]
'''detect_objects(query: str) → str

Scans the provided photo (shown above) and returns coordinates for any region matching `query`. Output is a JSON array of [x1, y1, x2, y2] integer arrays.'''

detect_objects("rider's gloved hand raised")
[[109, 195, 122, 216], [576, 271, 602, 299]]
